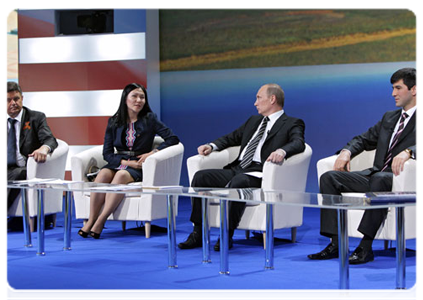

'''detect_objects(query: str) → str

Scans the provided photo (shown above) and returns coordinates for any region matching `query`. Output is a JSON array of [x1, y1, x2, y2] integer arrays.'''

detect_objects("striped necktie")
[[381, 112, 408, 171], [240, 117, 269, 169]]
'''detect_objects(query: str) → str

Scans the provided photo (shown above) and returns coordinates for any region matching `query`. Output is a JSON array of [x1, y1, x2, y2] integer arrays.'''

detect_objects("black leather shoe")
[[308, 243, 339, 260], [178, 231, 202, 249], [213, 237, 233, 251], [349, 246, 374, 264]]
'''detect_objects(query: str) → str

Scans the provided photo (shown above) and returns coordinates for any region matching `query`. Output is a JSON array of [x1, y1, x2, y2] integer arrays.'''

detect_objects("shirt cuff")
[[278, 148, 287, 157], [208, 143, 218, 151], [43, 145, 52, 153], [340, 149, 352, 157]]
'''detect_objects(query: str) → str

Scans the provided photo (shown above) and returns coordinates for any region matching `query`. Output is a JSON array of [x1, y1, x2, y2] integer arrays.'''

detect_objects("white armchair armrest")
[[187, 146, 240, 184], [8, 139, 69, 218], [143, 143, 184, 186], [26, 139, 69, 180], [316, 155, 337, 186], [392, 159, 416, 191], [262, 144, 312, 191]]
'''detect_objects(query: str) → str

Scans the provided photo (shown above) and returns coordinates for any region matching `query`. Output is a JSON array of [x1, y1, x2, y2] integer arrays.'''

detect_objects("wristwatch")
[[404, 148, 413, 158]]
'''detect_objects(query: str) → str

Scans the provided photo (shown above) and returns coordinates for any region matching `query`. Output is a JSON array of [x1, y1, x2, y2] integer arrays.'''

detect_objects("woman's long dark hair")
[[112, 83, 153, 127]]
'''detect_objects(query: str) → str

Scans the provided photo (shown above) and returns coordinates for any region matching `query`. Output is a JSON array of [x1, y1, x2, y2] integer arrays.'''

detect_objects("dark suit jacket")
[[343, 109, 416, 175], [102, 112, 179, 168], [18, 106, 58, 159], [212, 113, 306, 171]]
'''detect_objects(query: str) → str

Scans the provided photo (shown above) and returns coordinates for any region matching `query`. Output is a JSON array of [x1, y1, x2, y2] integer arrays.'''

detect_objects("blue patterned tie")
[[240, 117, 269, 169], [8, 118, 18, 166]]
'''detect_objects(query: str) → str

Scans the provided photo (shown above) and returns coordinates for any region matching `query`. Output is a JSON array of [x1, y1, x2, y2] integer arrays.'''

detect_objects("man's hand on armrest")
[[266, 148, 286, 164], [198, 144, 213, 156], [28, 145, 50, 163], [333, 149, 351, 172]]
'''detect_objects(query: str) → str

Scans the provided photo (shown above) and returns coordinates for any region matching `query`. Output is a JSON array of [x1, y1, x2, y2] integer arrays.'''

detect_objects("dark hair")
[[266, 83, 285, 108], [390, 68, 416, 90], [7, 81, 23, 95], [112, 83, 152, 127]]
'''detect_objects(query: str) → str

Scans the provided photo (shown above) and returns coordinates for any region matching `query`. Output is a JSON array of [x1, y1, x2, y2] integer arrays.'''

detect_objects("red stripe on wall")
[[18, 14, 55, 38], [65, 171, 72, 181], [19, 60, 148, 92], [47, 116, 110, 145]]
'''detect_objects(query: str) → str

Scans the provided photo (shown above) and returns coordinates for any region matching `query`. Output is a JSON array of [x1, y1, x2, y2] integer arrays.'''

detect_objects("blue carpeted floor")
[[7, 197, 416, 292]]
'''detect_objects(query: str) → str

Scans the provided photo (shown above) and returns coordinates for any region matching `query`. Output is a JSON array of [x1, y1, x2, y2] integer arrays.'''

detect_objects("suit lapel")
[[19, 108, 28, 149], [377, 110, 400, 159], [264, 113, 287, 143], [397, 111, 416, 144]]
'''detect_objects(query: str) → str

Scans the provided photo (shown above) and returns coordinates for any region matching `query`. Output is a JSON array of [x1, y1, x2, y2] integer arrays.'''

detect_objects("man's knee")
[[369, 172, 393, 192], [8, 167, 27, 181], [319, 171, 338, 193], [192, 170, 211, 188], [229, 174, 258, 188], [16, 169, 26, 180]]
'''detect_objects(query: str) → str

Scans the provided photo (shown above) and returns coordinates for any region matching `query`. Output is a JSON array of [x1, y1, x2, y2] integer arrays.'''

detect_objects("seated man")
[[7, 82, 58, 229], [178, 83, 306, 251], [308, 68, 416, 264]]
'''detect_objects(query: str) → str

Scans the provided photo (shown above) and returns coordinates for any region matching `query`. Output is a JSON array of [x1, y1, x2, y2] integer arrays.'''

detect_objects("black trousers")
[[7, 166, 27, 210], [319, 170, 393, 239], [190, 164, 262, 233]]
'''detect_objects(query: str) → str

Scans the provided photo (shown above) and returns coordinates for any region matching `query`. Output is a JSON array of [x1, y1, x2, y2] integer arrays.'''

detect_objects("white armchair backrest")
[[349, 150, 375, 171], [152, 136, 165, 149]]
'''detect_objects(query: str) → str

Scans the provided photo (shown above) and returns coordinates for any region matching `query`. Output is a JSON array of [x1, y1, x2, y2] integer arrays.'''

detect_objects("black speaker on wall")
[[56, 10, 114, 35]]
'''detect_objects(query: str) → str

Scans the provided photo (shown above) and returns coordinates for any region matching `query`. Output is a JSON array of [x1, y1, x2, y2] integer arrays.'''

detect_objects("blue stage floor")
[[6, 197, 417, 299]]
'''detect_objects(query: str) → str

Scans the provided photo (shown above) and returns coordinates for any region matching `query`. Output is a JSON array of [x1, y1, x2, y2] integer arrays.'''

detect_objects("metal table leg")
[[219, 199, 229, 275], [167, 195, 178, 268], [265, 202, 274, 270], [337, 208, 349, 289], [21, 188, 32, 248], [396, 207, 406, 289], [202, 197, 211, 263], [63, 191, 72, 251], [36, 189, 45, 256]]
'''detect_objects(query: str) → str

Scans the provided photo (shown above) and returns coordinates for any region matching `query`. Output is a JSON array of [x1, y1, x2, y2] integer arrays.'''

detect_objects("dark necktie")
[[240, 117, 269, 169], [8, 118, 18, 166], [381, 112, 408, 171]]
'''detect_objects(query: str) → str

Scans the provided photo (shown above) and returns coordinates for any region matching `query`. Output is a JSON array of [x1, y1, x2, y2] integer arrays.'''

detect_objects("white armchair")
[[187, 144, 312, 246], [70, 137, 184, 238], [8, 139, 69, 231], [316, 150, 416, 246]]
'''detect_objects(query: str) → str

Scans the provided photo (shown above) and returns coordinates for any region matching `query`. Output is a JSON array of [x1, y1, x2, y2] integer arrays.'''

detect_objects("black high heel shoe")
[[89, 231, 101, 239], [78, 229, 89, 238]]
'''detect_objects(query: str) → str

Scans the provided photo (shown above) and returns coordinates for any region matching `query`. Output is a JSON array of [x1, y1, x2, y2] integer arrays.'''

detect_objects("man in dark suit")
[[178, 83, 306, 250], [308, 68, 416, 264], [7, 81, 58, 212]]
